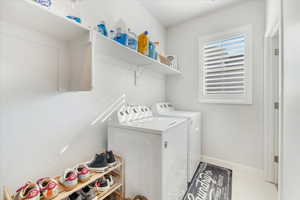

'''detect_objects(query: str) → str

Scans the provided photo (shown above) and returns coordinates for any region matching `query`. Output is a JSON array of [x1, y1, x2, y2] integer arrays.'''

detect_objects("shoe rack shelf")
[[3, 154, 125, 200]]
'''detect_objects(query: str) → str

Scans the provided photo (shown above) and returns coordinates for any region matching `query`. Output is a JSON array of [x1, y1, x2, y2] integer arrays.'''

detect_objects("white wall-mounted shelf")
[[0, 0, 90, 41], [95, 33, 181, 75], [0, 0, 180, 93], [0, 0, 94, 92]]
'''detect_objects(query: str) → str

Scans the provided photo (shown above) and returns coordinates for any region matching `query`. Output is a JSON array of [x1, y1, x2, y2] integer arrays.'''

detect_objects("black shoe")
[[87, 153, 108, 172], [80, 185, 96, 200], [67, 192, 82, 200], [106, 151, 117, 166]]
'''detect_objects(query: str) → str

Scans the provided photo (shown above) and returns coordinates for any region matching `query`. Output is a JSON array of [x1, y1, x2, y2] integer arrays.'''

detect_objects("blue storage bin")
[[114, 33, 128, 46]]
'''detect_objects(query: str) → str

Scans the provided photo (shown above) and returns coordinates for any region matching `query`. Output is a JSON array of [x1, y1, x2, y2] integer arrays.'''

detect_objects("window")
[[199, 25, 253, 104]]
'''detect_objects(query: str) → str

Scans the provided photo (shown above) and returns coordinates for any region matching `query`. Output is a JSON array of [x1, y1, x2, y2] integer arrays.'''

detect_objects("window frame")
[[198, 25, 253, 104]]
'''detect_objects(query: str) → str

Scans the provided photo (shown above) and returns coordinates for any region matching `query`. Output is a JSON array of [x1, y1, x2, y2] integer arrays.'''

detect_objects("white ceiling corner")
[[138, 0, 252, 27]]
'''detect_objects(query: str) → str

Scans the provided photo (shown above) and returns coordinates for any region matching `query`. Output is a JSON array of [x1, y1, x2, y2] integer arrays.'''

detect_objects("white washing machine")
[[108, 105, 188, 200], [152, 102, 202, 183]]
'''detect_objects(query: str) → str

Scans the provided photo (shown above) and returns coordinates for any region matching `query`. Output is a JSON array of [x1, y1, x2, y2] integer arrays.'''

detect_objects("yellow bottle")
[[138, 31, 149, 55]]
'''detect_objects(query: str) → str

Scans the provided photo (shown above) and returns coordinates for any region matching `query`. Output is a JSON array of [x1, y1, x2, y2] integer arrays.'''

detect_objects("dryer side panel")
[[189, 113, 202, 181], [162, 121, 188, 200], [108, 127, 162, 200]]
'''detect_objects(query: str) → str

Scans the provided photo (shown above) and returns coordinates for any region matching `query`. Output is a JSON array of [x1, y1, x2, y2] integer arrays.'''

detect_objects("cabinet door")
[[162, 122, 188, 200]]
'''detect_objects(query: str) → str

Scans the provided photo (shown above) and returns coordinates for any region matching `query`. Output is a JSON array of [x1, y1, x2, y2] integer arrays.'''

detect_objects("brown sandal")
[[133, 195, 148, 200]]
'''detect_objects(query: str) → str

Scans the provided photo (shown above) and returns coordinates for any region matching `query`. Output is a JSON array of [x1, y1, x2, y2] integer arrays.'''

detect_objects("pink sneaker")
[[59, 169, 78, 190], [75, 164, 91, 183], [37, 177, 59, 200], [14, 182, 40, 200]]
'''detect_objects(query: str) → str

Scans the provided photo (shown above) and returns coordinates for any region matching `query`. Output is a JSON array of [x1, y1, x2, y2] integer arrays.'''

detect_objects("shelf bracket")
[[134, 67, 144, 86]]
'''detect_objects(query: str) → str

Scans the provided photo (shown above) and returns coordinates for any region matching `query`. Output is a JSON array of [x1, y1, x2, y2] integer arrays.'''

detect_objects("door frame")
[[264, 20, 282, 184]]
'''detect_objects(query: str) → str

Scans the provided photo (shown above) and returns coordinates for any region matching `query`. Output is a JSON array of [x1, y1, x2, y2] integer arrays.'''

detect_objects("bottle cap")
[[144, 31, 149, 35]]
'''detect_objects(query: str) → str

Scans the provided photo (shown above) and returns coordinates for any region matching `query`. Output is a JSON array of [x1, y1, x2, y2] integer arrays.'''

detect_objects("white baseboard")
[[201, 155, 264, 178]]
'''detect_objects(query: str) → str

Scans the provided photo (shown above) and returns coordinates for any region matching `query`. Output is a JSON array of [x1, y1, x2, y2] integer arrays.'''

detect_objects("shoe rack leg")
[[3, 187, 12, 200]]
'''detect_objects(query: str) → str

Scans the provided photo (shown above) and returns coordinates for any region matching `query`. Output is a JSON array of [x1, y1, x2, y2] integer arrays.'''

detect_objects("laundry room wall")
[[0, 0, 166, 193], [282, 0, 300, 199], [166, 1, 265, 170]]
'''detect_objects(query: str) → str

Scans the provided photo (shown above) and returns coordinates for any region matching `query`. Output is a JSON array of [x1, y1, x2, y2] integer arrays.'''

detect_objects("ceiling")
[[138, 0, 251, 27]]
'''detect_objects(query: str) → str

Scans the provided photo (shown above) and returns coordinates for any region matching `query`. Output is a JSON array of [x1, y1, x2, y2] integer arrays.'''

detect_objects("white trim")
[[263, 21, 281, 183], [201, 155, 264, 178], [265, 21, 280, 38]]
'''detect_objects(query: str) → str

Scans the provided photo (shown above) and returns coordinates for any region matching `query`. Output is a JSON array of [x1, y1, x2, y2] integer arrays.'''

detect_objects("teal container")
[[148, 42, 156, 59]]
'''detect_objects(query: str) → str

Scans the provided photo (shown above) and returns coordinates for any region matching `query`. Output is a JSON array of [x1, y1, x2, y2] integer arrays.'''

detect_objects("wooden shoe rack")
[[3, 154, 125, 200]]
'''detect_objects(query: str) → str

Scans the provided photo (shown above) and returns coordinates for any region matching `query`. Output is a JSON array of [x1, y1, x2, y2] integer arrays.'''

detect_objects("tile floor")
[[232, 171, 278, 200]]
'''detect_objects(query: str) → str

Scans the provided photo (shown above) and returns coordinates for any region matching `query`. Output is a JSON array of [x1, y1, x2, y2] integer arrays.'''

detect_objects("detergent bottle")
[[114, 19, 128, 46], [97, 20, 108, 37], [148, 41, 156, 59], [138, 31, 149, 55]]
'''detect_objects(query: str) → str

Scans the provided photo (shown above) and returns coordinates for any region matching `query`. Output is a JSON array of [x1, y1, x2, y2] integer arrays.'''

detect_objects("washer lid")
[[110, 117, 187, 134], [158, 111, 200, 119]]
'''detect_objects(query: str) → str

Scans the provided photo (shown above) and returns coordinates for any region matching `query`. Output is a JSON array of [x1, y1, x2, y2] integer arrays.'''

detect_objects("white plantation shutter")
[[199, 25, 252, 104]]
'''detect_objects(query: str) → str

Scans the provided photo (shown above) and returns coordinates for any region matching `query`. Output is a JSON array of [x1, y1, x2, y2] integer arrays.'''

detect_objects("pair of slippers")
[[126, 195, 148, 200]]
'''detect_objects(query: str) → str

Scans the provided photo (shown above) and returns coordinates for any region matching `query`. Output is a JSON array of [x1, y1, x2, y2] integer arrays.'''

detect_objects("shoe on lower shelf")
[[104, 174, 114, 186], [133, 195, 148, 200], [96, 178, 110, 192], [86, 153, 108, 172], [63, 192, 83, 200], [80, 184, 97, 200], [104, 194, 117, 200]]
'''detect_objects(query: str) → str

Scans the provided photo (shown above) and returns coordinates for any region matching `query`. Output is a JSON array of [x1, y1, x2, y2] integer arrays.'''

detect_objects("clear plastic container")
[[127, 28, 138, 50], [109, 30, 116, 40], [35, 0, 52, 7]]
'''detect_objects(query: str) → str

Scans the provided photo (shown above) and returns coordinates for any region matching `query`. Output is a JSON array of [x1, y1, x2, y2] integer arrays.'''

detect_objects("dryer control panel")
[[117, 105, 153, 123], [153, 102, 175, 114]]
